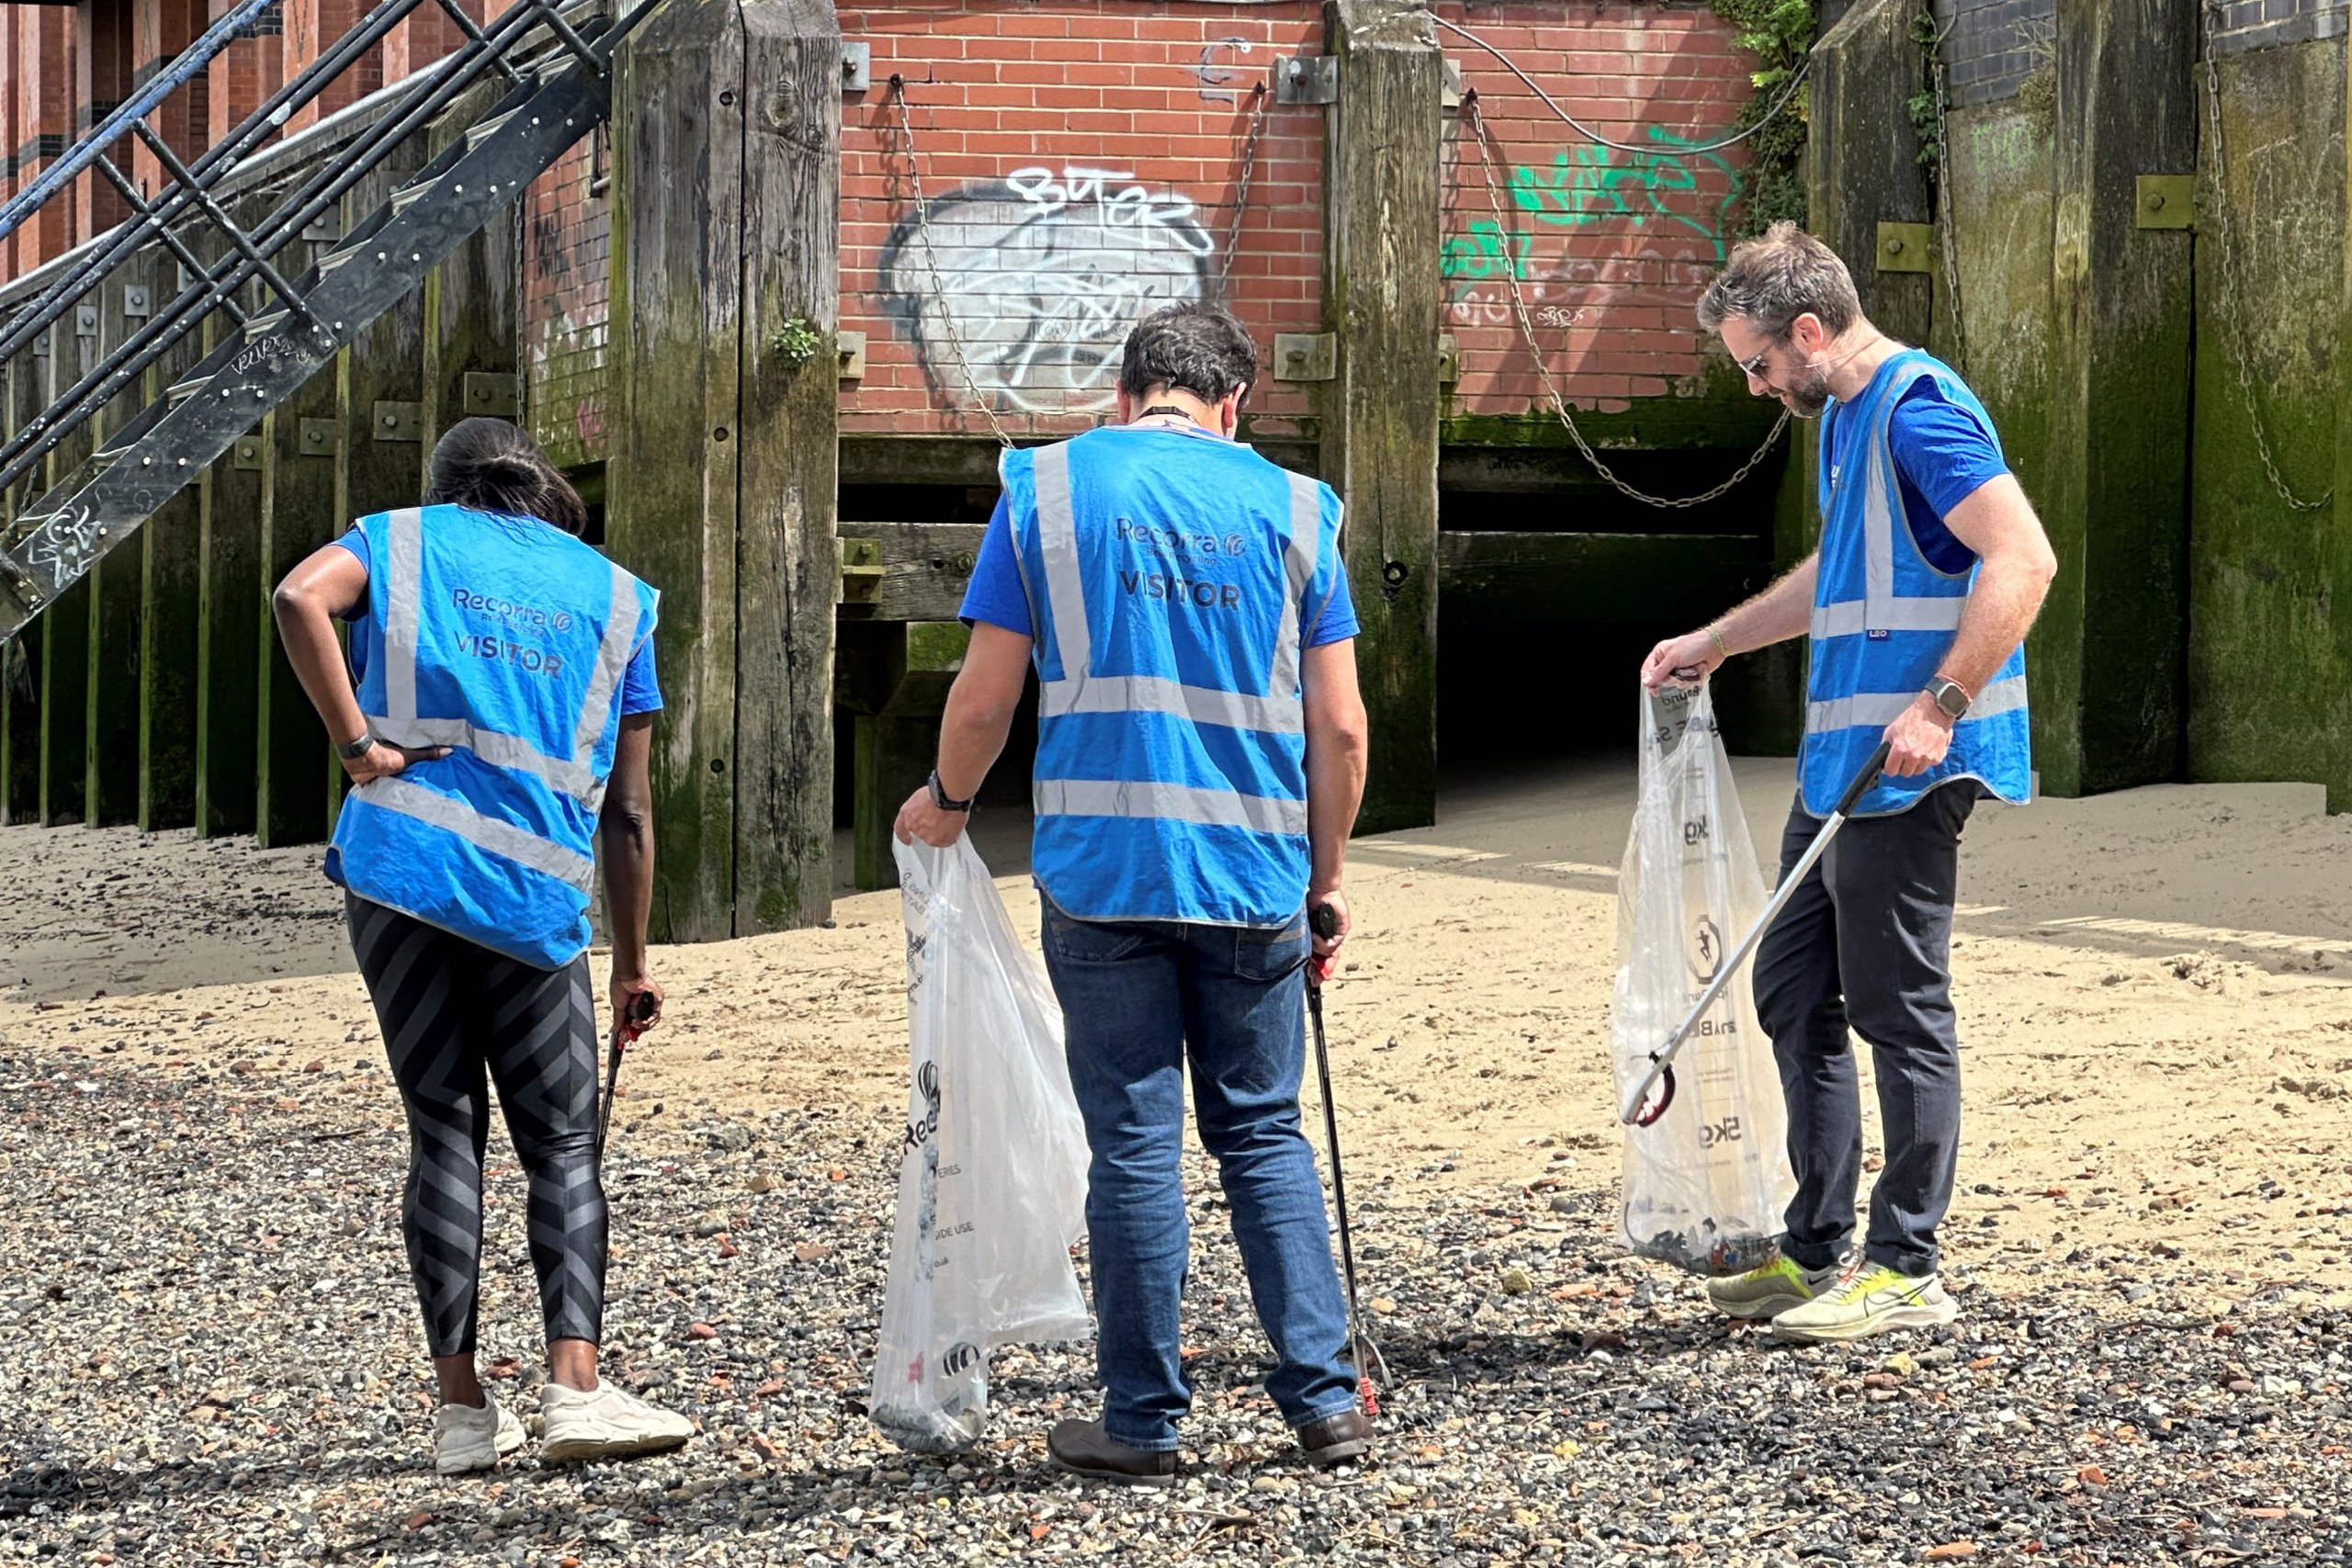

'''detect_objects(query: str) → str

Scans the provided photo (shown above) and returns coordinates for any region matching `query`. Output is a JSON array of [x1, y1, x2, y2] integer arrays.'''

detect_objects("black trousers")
[[347, 894, 606, 1357], [1751, 783, 1975, 1278]]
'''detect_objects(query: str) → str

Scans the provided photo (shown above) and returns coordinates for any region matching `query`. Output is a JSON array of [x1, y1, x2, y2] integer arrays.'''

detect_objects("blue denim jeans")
[[1037, 890, 1359, 1451]]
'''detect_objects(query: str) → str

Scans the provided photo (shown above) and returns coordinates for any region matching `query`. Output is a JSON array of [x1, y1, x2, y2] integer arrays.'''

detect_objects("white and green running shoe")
[[1770, 1261, 1958, 1343], [1704, 1254, 1845, 1320]]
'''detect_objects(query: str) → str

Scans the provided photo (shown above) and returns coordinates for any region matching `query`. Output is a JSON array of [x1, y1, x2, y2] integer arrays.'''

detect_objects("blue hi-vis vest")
[[325, 503, 659, 968], [1003, 425, 1348, 928], [1801, 349, 2031, 818]]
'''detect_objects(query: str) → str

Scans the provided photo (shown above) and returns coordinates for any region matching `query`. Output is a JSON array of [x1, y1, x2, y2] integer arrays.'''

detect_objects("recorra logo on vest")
[[452, 586, 573, 634], [1114, 517, 1244, 558]]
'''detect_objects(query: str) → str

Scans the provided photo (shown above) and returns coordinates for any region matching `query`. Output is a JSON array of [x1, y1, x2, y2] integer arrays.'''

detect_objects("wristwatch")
[[927, 769, 973, 813], [336, 729, 377, 761], [1926, 675, 1973, 720]]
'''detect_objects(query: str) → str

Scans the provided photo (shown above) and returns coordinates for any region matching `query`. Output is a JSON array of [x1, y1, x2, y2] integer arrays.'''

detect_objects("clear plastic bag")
[[869, 836, 1095, 1454], [1611, 681, 1795, 1276]]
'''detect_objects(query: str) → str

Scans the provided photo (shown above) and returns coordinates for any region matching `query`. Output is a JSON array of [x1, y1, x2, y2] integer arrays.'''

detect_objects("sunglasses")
[[1733, 339, 1780, 378]]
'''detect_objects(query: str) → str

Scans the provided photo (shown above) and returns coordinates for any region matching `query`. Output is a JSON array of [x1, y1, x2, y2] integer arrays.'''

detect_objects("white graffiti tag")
[[882, 164, 1216, 415], [22, 504, 102, 591]]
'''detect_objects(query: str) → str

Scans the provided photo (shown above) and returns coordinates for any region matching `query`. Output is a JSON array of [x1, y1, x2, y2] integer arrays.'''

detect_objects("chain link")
[[2199, 11, 2329, 512], [1216, 82, 1271, 301], [887, 78, 1016, 449], [1461, 95, 1789, 511], [1928, 52, 1968, 378]]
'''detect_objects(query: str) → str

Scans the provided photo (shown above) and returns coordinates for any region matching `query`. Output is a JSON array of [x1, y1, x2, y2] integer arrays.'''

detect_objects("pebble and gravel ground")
[[3, 1055, 2348, 1567]]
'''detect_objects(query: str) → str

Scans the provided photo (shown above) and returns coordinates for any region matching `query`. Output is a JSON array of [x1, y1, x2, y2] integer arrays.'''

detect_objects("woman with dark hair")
[[272, 416, 689, 1472]]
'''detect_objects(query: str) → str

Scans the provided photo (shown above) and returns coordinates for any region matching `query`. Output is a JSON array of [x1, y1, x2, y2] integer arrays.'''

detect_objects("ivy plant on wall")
[[1712, 0, 1815, 236]]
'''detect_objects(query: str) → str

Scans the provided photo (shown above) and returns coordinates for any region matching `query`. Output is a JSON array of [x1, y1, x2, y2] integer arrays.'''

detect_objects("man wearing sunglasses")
[[1640, 221, 2058, 1343]]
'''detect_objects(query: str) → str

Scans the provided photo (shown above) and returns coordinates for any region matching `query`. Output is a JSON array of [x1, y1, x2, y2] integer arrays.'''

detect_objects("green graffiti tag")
[[1441, 219, 1535, 281], [1484, 126, 1745, 264]]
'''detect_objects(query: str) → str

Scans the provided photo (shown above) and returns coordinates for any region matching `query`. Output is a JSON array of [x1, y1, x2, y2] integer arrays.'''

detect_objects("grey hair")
[[1118, 300, 1259, 402], [1695, 220, 1862, 341]]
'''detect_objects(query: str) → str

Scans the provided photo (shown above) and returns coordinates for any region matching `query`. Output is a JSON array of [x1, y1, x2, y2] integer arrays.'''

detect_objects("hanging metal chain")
[[1216, 81, 1272, 300], [1928, 48, 1969, 378], [1461, 95, 1789, 512], [887, 77, 1015, 449], [2199, 10, 2329, 512]]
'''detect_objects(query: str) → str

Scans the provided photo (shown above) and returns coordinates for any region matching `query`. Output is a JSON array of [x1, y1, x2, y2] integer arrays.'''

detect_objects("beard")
[[1780, 362, 1835, 419]]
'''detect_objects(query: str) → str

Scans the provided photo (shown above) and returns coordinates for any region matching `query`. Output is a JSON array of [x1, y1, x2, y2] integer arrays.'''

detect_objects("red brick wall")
[[1437, 1, 1753, 416], [5, 9, 81, 277], [207, 0, 284, 155], [837, 0, 1327, 440], [76, 0, 137, 242], [522, 129, 611, 468], [131, 0, 209, 201]]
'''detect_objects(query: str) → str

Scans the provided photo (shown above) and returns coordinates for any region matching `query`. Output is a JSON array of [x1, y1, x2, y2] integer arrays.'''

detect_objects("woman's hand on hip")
[[340, 740, 451, 786]]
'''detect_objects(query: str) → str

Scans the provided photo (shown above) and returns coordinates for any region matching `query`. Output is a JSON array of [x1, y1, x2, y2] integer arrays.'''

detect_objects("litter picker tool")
[[1307, 901, 1389, 1416], [595, 988, 659, 1168], [1620, 739, 1890, 1128]]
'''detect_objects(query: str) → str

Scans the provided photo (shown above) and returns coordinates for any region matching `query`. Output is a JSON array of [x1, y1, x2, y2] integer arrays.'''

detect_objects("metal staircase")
[[0, 0, 661, 647]]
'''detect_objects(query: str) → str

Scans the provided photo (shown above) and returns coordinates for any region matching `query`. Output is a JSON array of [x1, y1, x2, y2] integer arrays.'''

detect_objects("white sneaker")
[[1770, 1261, 1961, 1343], [433, 1396, 526, 1475], [538, 1380, 694, 1462]]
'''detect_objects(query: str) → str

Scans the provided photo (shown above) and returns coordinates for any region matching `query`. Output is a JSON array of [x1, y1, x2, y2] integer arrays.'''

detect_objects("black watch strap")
[[928, 769, 973, 813], [336, 730, 377, 761]]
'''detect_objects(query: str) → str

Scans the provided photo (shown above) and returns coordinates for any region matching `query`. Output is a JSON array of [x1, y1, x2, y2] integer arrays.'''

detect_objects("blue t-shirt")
[[960, 487, 1362, 647], [332, 523, 662, 714], [1824, 378, 2008, 574]]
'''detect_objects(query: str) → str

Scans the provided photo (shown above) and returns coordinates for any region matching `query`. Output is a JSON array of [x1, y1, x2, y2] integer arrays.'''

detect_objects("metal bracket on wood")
[[1874, 221, 1936, 275], [462, 371, 520, 416], [842, 41, 872, 94], [121, 285, 151, 321], [75, 305, 98, 338], [2135, 175, 2195, 231], [837, 330, 867, 380], [839, 536, 884, 604], [300, 418, 339, 458], [372, 400, 423, 443], [232, 434, 265, 471], [1272, 332, 1337, 382], [1437, 333, 1459, 385], [1442, 58, 1463, 111], [1274, 56, 1338, 106]]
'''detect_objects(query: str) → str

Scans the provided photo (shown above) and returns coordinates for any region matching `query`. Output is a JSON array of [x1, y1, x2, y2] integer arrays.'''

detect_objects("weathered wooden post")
[[86, 249, 154, 828], [2038, 0, 2194, 796], [1319, 0, 1442, 836], [139, 238, 205, 831], [610, 0, 841, 940], [421, 78, 520, 464], [40, 307, 94, 826], [195, 205, 266, 839], [0, 352, 38, 824]]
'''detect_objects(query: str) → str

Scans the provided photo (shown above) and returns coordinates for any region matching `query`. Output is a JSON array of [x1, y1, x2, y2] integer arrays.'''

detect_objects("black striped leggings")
[[346, 894, 606, 1358]]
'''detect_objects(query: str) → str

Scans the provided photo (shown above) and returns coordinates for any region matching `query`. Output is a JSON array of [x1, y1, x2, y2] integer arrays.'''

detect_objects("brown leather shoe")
[[1296, 1407, 1374, 1465], [1046, 1418, 1179, 1487]]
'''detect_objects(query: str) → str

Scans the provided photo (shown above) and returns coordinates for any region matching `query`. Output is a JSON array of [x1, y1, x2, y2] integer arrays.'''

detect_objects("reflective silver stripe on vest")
[[368, 508, 635, 805], [384, 506, 425, 721], [1031, 444, 1096, 676], [1806, 672, 2029, 734], [1034, 776, 1308, 836], [1264, 471, 1321, 703], [352, 774, 597, 891], [370, 716, 599, 800], [1037, 674, 1305, 735], [1810, 596, 1966, 640], [1862, 424, 1897, 626], [572, 562, 640, 764]]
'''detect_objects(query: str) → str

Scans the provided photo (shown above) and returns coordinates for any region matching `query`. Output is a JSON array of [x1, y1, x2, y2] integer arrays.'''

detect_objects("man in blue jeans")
[[894, 301, 1374, 1482]]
